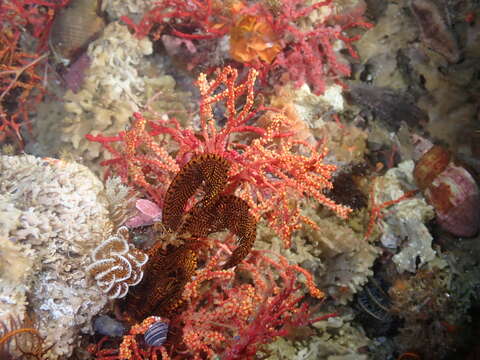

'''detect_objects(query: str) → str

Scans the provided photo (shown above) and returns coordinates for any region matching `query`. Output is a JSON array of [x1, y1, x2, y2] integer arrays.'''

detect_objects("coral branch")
[[178, 248, 328, 359], [364, 178, 419, 240], [87, 66, 350, 248], [0, 0, 67, 147], [123, 0, 371, 94]]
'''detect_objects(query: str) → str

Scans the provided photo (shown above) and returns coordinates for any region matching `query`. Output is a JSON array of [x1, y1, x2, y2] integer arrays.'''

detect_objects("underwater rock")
[[355, 2, 417, 89], [264, 312, 370, 359], [409, 0, 461, 63], [289, 83, 344, 129], [301, 209, 379, 305], [364, 0, 387, 20], [346, 83, 428, 130], [93, 315, 125, 337], [317, 121, 369, 164], [101, 0, 155, 21], [374, 161, 436, 273], [0, 155, 131, 359]]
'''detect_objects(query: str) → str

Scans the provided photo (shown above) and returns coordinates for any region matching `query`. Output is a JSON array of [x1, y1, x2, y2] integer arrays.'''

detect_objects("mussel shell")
[[426, 164, 480, 237], [50, 0, 105, 64], [413, 145, 451, 190], [144, 320, 169, 347]]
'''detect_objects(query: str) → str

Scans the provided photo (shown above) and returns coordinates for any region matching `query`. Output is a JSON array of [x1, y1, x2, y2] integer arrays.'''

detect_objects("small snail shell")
[[413, 140, 480, 237], [144, 319, 169, 347]]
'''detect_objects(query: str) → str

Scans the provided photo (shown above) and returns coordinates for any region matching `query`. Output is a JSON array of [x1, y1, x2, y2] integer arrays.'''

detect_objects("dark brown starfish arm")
[[123, 245, 197, 320], [213, 195, 257, 269], [162, 153, 230, 231]]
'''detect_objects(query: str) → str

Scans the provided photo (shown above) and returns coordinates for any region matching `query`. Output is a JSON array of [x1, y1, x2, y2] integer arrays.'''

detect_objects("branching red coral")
[[0, 0, 67, 50], [0, 31, 47, 147], [87, 66, 351, 248], [237, 0, 373, 94], [0, 0, 68, 147], [122, 0, 372, 95], [86, 67, 346, 359], [90, 245, 335, 360], [121, 0, 230, 40], [87, 112, 180, 204], [88, 328, 170, 360], [178, 246, 333, 359]]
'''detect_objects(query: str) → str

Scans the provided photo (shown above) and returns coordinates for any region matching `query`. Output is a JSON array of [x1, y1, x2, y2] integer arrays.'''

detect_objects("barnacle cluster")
[[123, 153, 257, 321]]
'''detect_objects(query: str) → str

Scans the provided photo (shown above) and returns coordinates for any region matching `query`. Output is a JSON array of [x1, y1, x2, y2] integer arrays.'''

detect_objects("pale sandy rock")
[[0, 155, 132, 359]]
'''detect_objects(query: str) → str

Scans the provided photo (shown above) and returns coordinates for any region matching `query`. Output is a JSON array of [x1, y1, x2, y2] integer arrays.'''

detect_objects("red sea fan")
[[238, 0, 373, 94], [122, 0, 372, 95], [88, 248, 336, 360], [178, 247, 335, 359], [86, 66, 351, 248], [0, 0, 68, 148], [121, 0, 230, 40]]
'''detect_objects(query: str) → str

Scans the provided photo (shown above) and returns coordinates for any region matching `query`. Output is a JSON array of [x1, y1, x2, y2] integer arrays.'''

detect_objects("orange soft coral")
[[230, 13, 282, 63]]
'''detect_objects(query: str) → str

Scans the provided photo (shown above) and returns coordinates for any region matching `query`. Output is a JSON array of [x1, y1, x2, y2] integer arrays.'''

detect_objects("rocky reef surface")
[[0, 0, 479, 359]]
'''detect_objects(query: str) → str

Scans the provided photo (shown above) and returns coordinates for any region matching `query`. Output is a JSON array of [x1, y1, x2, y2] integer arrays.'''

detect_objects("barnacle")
[[355, 278, 397, 337], [123, 153, 257, 321], [87, 226, 148, 299], [49, 0, 105, 64], [356, 279, 392, 322], [144, 318, 169, 347]]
